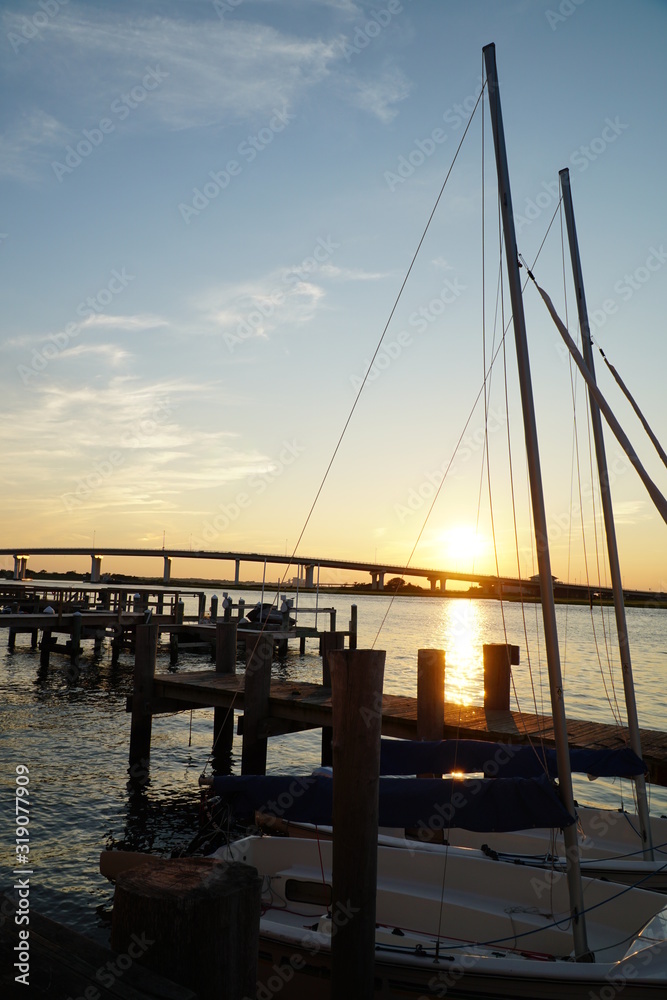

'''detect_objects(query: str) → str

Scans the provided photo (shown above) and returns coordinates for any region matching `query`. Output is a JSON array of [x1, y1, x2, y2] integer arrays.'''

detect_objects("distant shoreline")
[[4, 571, 667, 609]]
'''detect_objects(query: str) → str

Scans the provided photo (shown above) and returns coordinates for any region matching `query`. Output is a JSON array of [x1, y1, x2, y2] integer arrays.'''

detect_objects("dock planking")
[[147, 669, 667, 786]]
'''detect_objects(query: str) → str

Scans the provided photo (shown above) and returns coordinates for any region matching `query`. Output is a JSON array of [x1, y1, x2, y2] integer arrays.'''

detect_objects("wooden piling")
[[70, 611, 83, 665], [210, 595, 218, 621], [330, 649, 385, 1000], [169, 632, 179, 666], [214, 622, 237, 765], [349, 604, 358, 650], [320, 631, 344, 767], [129, 622, 159, 776], [7, 627, 15, 651], [111, 857, 261, 1000], [241, 634, 273, 775], [483, 643, 520, 711], [417, 648, 446, 741]]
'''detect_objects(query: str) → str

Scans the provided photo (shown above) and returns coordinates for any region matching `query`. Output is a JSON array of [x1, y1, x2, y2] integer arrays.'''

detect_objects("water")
[[1, 586, 666, 945]]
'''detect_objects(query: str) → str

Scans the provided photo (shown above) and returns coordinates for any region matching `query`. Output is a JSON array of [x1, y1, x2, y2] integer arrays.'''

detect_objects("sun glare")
[[441, 525, 487, 565]]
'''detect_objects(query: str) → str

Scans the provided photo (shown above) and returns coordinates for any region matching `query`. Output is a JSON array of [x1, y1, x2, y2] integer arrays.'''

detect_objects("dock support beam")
[[241, 634, 273, 775], [483, 643, 519, 711], [90, 555, 102, 584], [320, 631, 344, 767], [163, 556, 171, 584], [129, 621, 159, 783], [330, 648, 385, 1000], [213, 622, 237, 769], [417, 648, 445, 742]]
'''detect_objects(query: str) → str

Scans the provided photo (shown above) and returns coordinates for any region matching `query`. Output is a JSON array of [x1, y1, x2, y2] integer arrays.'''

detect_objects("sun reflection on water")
[[437, 599, 485, 706]]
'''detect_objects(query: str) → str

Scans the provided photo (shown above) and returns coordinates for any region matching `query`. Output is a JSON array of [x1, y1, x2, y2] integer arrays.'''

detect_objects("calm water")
[[1, 585, 666, 944]]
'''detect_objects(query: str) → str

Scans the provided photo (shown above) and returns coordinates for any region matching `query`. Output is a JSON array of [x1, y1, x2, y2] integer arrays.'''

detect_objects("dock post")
[[176, 600, 184, 624], [70, 611, 83, 665], [483, 643, 519, 711], [213, 622, 237, 768], [237, 598, 245, 622], [417, 649, 445, 742], [223, 594, 232, 623], [299, 635, 306, 655], [330, 648, 385, 1000], [7, 627, 15, 651], [111, 857, 261, 1000], [240, 634, 273, 775], [198, 593, 206, 621], [129, 621, 159, 781], [320, 631, 344, 767], [30, 628, 38, 650], [349, 604, 358, 650], [169, 632, 179, 666], [39, 629, 52, 669]]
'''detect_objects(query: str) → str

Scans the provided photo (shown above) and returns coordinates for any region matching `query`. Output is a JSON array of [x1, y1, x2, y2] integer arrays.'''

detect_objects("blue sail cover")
[[378, 739, 646, 779], [211, 773, 575, 831]]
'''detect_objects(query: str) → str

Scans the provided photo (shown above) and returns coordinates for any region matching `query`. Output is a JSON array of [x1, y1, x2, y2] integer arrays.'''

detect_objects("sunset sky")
[[1, 0, 666, 590]]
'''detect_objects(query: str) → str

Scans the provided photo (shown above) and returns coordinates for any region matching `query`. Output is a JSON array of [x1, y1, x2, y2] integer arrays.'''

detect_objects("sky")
[[1, 0, 666, 590]]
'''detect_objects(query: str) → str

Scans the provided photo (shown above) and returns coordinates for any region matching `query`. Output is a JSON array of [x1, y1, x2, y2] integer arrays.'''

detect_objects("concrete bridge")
[[0, 546, 520, 593]]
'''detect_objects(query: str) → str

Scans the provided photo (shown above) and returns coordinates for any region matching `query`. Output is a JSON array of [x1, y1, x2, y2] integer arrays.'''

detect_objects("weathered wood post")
[[213, 622, 237, 767], [30, 628, 38, 650], [330, 649, 385, 1000], [321, 631, 344, 767], [483, 643, 520, 711], [7, 627, 15, 651], [349, 604, 358, 650], [129, 621, 159, 779], [198, 593, 206, 621], [70, 611, 83, 665], [241, 634, 273, 775], [417, 648, 446, 742], [111, 857, 261, 1000], [176, 599, 184, 624], [169, 632, 179, 666], [210, 594, 218, 621], [223, 594, 232, 623]]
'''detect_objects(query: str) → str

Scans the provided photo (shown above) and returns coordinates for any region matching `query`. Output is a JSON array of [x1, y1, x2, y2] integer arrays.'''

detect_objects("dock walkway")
[[148, 666, 667, 786]]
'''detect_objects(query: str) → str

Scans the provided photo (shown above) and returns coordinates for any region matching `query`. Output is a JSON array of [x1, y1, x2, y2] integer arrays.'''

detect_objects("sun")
[[440, 525, 488, 565]]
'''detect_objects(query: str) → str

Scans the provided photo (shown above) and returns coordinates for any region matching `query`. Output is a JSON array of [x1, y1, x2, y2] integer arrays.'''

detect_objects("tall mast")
[[482, 43, 591, 960], [559, 167, 653, 860]]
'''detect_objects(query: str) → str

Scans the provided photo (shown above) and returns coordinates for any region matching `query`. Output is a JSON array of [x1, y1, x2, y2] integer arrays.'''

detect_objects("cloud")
[[340, 69, 411, 123], [80, 313, 168, 332], [0, 110, 70, 182]]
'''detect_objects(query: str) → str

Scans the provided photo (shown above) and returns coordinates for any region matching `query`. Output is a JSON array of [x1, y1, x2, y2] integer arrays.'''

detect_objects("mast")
[[559, 167, 654, 860], [482, 43, 592, 960]]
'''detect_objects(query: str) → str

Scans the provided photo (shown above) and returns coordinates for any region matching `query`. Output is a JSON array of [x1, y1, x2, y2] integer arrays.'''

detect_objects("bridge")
[[0, 545, 518, 593]]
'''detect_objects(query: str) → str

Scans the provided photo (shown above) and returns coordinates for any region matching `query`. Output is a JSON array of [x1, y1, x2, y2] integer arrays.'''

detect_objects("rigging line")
[[523, 265, 667, 525], [277, 81, 487, 592], [595, 343, 667, 469], [554, 225, 623, 727]]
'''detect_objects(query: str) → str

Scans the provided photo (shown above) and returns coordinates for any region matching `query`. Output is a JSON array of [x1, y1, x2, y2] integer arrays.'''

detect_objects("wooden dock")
[[0, 892, 196, 1000], [125, 629, 667, 787]]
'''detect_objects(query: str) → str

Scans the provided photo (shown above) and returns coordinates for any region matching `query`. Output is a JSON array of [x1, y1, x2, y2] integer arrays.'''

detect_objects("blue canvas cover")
[[378, 739, 646, 779], [211, 773, 575, 831]]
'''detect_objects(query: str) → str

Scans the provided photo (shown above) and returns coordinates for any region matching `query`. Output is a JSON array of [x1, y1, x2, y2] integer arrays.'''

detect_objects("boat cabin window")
[[285, 879, 332, 907]]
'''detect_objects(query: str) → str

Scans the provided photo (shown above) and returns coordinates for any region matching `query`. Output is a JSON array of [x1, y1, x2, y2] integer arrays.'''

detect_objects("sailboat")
[[205, 43, 667, 997]]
